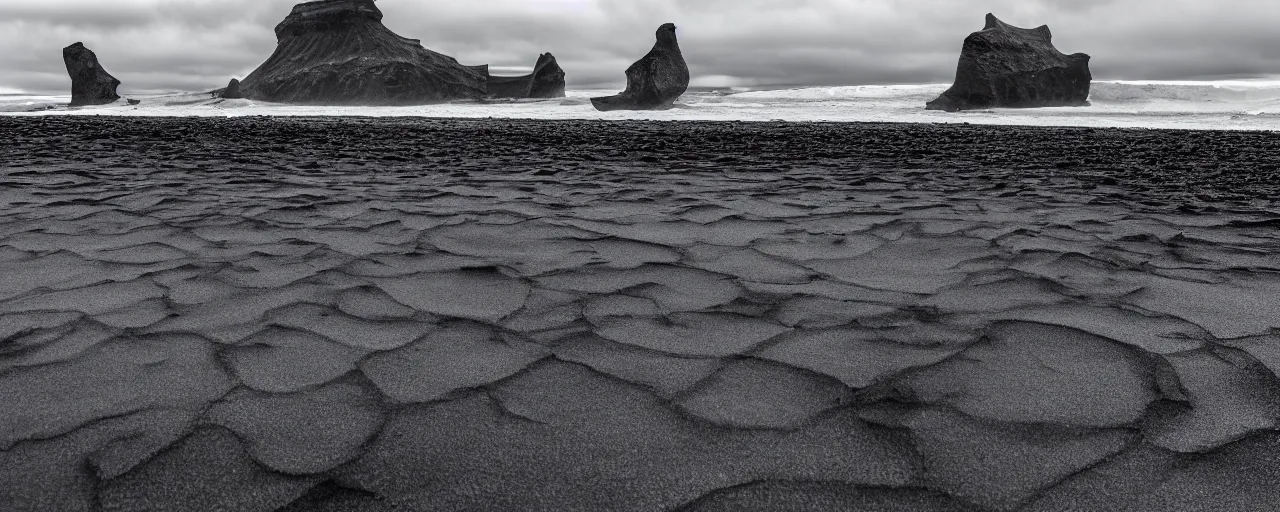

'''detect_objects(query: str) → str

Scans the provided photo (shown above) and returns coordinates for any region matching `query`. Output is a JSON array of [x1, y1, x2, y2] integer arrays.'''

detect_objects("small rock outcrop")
[[927, 14, 1091, 112], [591, 23, 689, 111], [487, 53, 567, 99], [237, 0, 487, 105], [221, 79, 243, 99], [62, 42, 121, 106]]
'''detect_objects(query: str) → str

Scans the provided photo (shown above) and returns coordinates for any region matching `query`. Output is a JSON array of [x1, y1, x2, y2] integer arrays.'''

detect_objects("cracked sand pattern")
[[2, 117, 1280, 511]]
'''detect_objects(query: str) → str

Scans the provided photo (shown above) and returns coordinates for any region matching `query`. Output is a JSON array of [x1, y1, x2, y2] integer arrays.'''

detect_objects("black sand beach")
[[2, 116, 1280, 511], [5, 117, 1280, 211]]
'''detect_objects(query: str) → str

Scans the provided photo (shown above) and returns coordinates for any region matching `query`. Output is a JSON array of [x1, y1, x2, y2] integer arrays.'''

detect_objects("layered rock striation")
[[237, 0, 488, 105], [487, 53, 567, 99], [62, 43, 121, 107], [927, 14, 1091, 112], [591, 23, 690, 111]]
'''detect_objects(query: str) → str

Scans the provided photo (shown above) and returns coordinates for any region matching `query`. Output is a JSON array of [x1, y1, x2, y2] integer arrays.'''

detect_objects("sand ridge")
[[1, 117, 1279, 511]]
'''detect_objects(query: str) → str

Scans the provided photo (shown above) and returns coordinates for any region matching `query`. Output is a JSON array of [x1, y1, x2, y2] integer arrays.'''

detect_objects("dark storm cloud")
[[2, 0, 1279, 94]]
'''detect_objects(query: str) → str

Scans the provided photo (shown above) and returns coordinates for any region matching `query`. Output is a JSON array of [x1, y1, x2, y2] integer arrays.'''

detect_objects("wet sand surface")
[[1, 116, 1280, 511]]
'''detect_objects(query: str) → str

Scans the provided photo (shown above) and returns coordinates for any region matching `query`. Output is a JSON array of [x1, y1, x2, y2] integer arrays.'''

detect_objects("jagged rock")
[[238, 0, 487, 105], [591, 23, 689, 111], [62, 42, 121, 107], [927, 14, 1091, 112], [222, 79, 243, 99], [488, 53, 567, 99]]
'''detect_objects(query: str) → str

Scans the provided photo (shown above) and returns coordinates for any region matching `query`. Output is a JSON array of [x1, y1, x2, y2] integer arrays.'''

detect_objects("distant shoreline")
[[5, 81, 1280, 131], [10, 78, 1280, 98]]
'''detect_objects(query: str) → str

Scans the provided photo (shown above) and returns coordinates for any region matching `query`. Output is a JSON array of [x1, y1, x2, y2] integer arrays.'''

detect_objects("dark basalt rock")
[[221, 79, 243, 99], [591, 23, 690, 111], [237, 0, 487, 105], [62, 42, 121, 107], [488, 53, 567, 99], [927, 14, 1091, 112]]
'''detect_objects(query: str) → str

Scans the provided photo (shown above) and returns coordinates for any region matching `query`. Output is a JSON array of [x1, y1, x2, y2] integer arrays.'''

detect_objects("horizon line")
[[10, 75, 1280, 97]]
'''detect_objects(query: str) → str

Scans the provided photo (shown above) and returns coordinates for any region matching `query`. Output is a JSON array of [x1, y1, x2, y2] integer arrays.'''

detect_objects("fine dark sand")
[[1, 116, 1279, 511]]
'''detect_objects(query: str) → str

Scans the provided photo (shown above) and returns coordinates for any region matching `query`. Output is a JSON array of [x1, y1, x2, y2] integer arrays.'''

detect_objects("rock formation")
[[237, 0, 488, 105], [927, 14, 1091, 112], [62, 42, 121, 107], [591, 23, 689, 111], [487, 53, 567, 99], [221, 79, 243, 99]]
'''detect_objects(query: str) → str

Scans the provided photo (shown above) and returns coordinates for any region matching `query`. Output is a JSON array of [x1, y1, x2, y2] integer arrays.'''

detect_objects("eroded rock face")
[[238, 0, 487, 105], [487, 53, 567, 99], [221, 79, 243, 99], [591, 23, 689, 111], [927, 14, 1091, 112], [62, 42, 121, 107]]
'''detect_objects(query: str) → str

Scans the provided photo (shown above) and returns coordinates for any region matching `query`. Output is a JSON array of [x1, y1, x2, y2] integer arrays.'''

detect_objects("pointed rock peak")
[[486, 51, 566, 99], [984, 13, 1001, 30], [1033, 25, 1053, 42], [657, 23, 679, 44], [983, 14, 1052, 42]]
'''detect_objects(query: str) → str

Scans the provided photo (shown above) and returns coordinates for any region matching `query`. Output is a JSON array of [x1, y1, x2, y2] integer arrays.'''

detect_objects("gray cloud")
[[2, 0, 1279, 94]]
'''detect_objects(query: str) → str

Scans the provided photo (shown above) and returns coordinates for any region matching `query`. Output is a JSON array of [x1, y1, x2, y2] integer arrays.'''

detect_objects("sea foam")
[[5, 81, 1280, 130]]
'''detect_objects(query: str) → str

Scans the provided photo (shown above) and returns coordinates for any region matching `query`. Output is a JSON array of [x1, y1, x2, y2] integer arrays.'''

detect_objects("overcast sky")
[[2, 0, 1279, 94]]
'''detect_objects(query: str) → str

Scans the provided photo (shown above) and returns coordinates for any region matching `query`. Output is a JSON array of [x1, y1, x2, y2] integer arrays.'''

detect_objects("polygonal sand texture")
[[592, 311, 786, 356], [805, 236, 998, 294], [6, 117, 1280, 508], [0, 409, 195, 512], [226, 327, 366, 393], [0, 279, 165, 316], [338, 361, 918, 511], [1143, 349, 1280, 452], [375, 270, 531, 323], [758, 328, 968, 388], [552, 334, 722, 398], [676, 359, 852, 429], [1024, 433, 1280, 511], [96, 427, 320, 512], [904, 407, 1135, 510], [268, 303, 433, 351], [899, 322, 1159, 427], [675, 481, 980, 512], [1129, 273, 1280, 339], [360, 323, 548, 402], [207, 383, 386, 474], [335, 285, 417, 320], [0, 335, 231, 449], [537, 264, 742, 313]]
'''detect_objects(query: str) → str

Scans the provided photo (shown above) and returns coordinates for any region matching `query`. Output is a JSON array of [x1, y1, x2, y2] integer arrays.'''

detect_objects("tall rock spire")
[[63, 42, 121, 107], [591, 23, 690, 111]]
